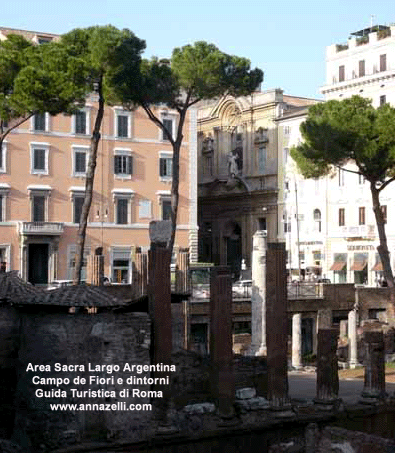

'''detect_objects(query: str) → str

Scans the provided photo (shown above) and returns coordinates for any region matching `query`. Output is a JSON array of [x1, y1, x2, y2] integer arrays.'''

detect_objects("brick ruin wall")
[[0, 306, 267, 452]]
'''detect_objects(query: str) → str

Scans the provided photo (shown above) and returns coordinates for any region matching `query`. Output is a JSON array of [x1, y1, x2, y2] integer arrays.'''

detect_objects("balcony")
[[339, 225, 375, 239], [18, 222, 64, 236]]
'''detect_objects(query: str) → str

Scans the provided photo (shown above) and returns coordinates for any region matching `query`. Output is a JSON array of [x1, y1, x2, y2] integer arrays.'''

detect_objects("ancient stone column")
[[348, 309, 359, 369], [250, 230, 267, 356], [292, 313, 303, 370], [210, 266, 235, 418], [316, 308, 332, 330], [360, 330, 386, 403], [175, 248, 189, 294], [148, 243, 172, 361], [266, 242, 291, 412], [148, 221, 173, 429], [315, 329, 339, 406]]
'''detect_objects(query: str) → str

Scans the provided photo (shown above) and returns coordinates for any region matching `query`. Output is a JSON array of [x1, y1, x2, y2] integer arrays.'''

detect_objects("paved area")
[[288, 371, 395, 404]]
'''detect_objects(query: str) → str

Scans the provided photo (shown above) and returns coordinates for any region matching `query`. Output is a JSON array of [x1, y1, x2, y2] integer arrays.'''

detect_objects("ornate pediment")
[[200, 175, 250, 197]]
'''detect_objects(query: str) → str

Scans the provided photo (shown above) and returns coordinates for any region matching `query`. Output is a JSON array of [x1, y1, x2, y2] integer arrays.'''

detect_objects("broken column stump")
[[314, 329, 340, 409], [250, 230, 267, 356], [148, 242, 173, 430], [291, 313, 303, 370], [348, 308, 359, 369], [266, 242, 292, 415], [210, 266, 235, 419], [360, 330, 387, 404]]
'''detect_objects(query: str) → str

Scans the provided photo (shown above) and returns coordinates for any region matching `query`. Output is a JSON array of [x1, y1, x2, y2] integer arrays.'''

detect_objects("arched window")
[[313, 209, 321, 233]]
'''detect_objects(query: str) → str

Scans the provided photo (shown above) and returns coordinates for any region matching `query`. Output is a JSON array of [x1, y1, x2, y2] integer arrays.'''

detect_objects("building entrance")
[[28, 243, 49, 285]]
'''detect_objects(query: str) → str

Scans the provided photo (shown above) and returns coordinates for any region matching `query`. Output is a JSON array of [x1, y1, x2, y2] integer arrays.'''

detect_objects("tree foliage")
[[114, 41, 263, 253], [59, 25, 146, 284], [0, 33, 87, 140], [290, 95, 395, 287]]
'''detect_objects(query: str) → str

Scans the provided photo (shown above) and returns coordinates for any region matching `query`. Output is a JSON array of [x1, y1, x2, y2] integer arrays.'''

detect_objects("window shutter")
[[34, 113, 46, 131], [34, 149, 45, 170], [160, 158, 165, 176], [114, 156, 119, 174], [75, 111, 86, 134], [33, 196, 45, 222], [117, 115, 128, 138], [128, 156, 133, 175], [117, 199, 128, 224], [380, 54, 387, 72], [75, 152, 86, 173], [74, 196, 84, 223]]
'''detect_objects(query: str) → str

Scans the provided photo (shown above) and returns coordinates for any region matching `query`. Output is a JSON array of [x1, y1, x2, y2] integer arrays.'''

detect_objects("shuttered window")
[[359, 60, 365, 77], [74, 151, 87, 174], [359, 207, 365, 225], [339, 65, 345, 82], [33, 149, 46, 171], [159, 157, 172, 177], [73, 196, 84, 223], [162, 119, 173, 141], [162, 200, 172, 220], [339, 208, 345, 226], [75, 111, 87, 134], [33, 196, 45, 222], [114, 155, 132, 175], [116, 198, 128, 224], [34, 113, 46, 131], [380, 54, 387, 72], [117, 115, 128, 138]]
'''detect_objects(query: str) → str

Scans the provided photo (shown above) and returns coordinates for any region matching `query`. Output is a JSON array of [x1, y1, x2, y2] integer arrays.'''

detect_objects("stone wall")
[[170, 351, 267, 408], [12, 310, 151, 452], [0, 307, 20, 438]]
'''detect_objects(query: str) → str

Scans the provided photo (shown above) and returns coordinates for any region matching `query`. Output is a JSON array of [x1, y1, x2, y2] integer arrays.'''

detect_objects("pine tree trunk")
[[168, 110, 186, 256], [73, 79, 104, 285], [370, 182, 394, 288]]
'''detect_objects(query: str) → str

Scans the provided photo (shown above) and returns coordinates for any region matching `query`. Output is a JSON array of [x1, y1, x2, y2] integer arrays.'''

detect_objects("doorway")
[[28, 243, 49, 285]]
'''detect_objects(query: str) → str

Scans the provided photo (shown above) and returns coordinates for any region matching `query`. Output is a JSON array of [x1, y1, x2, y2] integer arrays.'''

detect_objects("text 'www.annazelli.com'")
[[50, 402, 152, 411]]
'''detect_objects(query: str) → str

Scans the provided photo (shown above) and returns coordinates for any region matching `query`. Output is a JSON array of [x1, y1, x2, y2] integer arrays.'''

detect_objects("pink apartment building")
[[0, 28, 198, 285]]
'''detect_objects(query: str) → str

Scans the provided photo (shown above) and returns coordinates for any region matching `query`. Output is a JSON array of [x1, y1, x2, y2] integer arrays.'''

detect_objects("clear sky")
[[2, 0, 394, 99]]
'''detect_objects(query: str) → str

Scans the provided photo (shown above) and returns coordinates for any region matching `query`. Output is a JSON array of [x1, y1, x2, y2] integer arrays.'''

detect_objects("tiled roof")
[[0, 271, 45, 303], [0, 272, 125, 307], [28, 285, 124, 307]]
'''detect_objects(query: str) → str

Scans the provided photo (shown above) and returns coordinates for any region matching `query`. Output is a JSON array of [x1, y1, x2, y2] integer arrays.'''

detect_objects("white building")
[[321, 24, 395, 106], [278, 23, 395, 286]]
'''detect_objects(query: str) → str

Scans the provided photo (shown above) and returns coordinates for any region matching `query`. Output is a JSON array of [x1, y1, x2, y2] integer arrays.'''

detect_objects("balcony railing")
[[19, 222, 65, 235], [339, 225, 375, 238], [190, 280, 324, 301], [287, 282, 324, 299]]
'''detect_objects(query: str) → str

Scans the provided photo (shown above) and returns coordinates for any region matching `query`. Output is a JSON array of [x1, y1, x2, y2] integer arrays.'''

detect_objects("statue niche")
[[202, 135, 214, 176], [226, 131, 243, 178]]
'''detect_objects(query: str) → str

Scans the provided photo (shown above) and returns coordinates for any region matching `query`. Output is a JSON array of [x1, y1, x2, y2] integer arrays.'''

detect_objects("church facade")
[[197, 89, 317, 278]]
